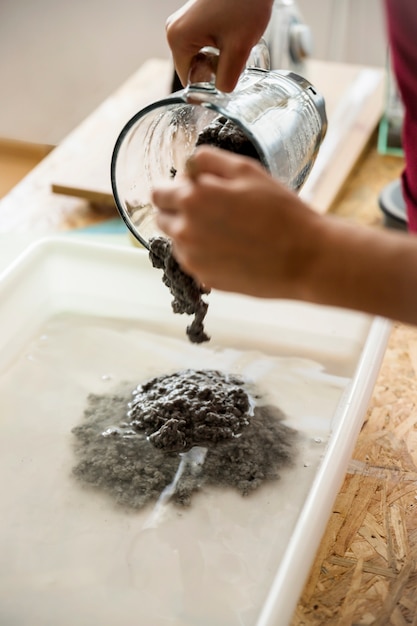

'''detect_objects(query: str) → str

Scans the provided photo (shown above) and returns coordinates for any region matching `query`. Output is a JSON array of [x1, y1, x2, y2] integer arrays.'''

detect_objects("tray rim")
[[257, 314, 391, 625]]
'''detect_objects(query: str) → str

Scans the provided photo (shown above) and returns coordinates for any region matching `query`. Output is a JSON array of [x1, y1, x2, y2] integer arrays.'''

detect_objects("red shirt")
[[384, 0, 417, 232]]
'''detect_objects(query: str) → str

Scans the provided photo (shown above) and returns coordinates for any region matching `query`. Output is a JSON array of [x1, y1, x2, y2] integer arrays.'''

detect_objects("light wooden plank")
[[301, 59, 385, 213], [51, 58, 173, 205], [0, 59, 171, 234]]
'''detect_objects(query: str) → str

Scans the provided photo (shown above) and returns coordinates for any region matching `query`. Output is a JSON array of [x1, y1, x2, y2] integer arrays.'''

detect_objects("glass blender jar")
[[111, 44, 327, 249]]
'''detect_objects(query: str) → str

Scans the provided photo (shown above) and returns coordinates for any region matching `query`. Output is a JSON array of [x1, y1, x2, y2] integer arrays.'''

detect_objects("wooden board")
[[301, 60, 385, 213], [292, 322, 417, 625], [50, 58, 384, 214], [50, 58, 173, 205]]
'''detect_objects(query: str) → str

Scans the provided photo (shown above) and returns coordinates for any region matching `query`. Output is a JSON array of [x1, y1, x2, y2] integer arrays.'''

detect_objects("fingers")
[[165, 4, 260, 93], [187, 145, 263, 180], [166, 3, 217, 88], [168, 45, 248, 93], [153, 202, 199, 279], [215, 42, 252, 92], [152, 174, 199, 225], [165, 0, 274, 92], [152, 147, 265, 226], [169, 44, 252, 94], [155, 208, 182, 241], [152, 181, 186, 217]]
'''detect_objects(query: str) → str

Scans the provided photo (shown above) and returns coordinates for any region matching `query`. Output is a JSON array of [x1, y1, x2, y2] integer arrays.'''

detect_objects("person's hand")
[[152, 146, 323, 300], [166, 0, 274, 92], [152, 145, 417, 326]]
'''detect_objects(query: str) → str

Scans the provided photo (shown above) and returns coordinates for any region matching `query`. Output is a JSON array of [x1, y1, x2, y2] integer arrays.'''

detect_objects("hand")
[[166, 0, 274, 92], [152, 145, 417, 326], [152, 146, 323, 300]]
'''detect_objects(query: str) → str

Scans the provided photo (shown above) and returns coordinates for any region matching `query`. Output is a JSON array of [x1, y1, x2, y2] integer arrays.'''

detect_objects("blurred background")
[[0, 0, 387, 146]]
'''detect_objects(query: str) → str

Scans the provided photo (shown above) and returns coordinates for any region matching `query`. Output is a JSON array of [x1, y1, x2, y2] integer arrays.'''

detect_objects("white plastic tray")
[[0, 237, 391, 626]]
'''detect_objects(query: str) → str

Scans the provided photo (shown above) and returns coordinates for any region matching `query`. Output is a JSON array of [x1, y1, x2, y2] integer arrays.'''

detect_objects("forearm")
[[305, 216, 417, 324]]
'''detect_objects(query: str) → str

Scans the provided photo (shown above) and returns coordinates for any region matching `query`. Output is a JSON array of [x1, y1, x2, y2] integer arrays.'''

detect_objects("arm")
[[166, 0, 274, 92], [152, 146, 417, 325]]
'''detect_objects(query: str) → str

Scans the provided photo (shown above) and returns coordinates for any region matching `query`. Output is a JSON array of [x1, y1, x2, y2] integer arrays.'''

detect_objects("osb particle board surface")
[[293, 323, 417, 625], [293, 144, 417, 624]]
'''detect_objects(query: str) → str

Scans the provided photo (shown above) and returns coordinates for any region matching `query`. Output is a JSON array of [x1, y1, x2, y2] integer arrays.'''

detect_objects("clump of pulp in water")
[[127, 369, 251, 452], [72, 369, 297, 509]]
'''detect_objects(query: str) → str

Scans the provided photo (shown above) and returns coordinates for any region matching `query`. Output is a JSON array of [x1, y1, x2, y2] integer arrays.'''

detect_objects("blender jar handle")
[[246, 38, 271, 70], [185, 38, 270, 99], [186, 46, 220, 92]]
